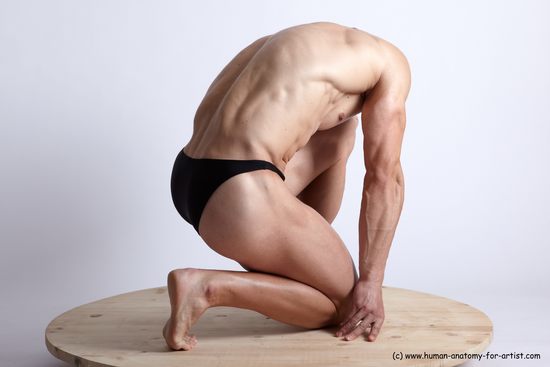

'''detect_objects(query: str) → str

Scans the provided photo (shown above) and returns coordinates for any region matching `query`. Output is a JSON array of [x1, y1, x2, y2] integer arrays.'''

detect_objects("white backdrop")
[[1, 1, 549, 366]]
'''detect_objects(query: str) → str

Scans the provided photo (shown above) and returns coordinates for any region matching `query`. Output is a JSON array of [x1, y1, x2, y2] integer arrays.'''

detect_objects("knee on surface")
[[327, 287, 357, 327], [310, 303, 346, 329], [300, 292, 353, 330]]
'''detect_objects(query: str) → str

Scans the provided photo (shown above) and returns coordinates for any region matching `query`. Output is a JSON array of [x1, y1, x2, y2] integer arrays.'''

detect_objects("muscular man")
[[166, 21, 410, 350]]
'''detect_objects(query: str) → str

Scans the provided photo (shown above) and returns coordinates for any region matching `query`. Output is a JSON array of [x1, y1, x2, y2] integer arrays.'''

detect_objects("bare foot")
[[163, 268, 211, 350]]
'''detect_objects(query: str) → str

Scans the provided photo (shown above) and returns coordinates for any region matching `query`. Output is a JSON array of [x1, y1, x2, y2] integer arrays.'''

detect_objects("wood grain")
[[45, 286, 492, 367]]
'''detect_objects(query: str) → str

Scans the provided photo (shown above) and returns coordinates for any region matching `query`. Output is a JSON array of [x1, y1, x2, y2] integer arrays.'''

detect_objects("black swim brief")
[[170, 148, 286, 234]]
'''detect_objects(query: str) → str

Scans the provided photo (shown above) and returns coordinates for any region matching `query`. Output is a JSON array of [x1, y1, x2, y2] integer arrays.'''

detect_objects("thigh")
[[284, 119, 358, 197], [198, 170, 358, 307]]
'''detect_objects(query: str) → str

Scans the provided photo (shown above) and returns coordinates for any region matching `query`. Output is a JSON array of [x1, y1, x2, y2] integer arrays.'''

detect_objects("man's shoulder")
[[375, 40, 412, 105]]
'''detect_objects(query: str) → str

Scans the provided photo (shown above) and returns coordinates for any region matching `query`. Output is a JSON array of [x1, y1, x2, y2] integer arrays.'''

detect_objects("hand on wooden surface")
[[335, 280, 385, 342]]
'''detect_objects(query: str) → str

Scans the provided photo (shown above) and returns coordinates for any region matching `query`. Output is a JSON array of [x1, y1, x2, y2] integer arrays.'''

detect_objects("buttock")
[[170, 148, 285, 235]]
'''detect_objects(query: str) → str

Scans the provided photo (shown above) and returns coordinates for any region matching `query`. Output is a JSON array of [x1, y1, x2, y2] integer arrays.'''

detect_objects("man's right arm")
[[357, 41, 411, 284], [336, 42, 411, 342], [357, 101, 406, 284]]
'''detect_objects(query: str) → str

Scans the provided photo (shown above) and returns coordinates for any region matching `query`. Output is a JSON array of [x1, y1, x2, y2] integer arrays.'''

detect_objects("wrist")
[[359, 262, 386, 285], [358, 275, 383, 287]]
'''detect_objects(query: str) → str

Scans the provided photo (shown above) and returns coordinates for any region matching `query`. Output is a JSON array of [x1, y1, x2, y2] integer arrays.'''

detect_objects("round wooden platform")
[[46, 286, 492, 367]]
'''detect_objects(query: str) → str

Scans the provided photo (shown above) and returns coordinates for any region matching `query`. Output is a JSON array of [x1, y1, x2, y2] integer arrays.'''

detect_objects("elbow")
[[365, 161, 404, 188], [364, 165, 404, 204]]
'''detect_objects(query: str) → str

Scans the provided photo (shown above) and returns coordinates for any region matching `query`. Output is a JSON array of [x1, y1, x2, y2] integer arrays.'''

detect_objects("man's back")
[[184, 22, 408, 171]]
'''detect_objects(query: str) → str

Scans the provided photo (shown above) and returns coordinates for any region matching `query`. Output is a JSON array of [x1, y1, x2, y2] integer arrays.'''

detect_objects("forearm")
[[358, 166, 404, 284]]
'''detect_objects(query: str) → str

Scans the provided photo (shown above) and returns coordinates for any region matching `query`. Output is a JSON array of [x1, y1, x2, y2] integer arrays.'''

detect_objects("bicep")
[[361, 102, 406, 179], [362, 43, 410, 177]]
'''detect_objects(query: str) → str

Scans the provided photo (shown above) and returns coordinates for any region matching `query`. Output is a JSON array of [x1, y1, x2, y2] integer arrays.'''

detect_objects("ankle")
[[202, 272, 219, 307]]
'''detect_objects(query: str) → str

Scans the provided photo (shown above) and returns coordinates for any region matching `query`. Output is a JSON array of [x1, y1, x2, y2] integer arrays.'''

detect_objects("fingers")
[[367, 318, 383, 341], [335, 307, 367, 337], [341, 313, 376, 341]]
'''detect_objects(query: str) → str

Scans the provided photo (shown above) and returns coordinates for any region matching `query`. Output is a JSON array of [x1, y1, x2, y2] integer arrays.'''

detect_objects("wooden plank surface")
[[45, 286, 492, 367]]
